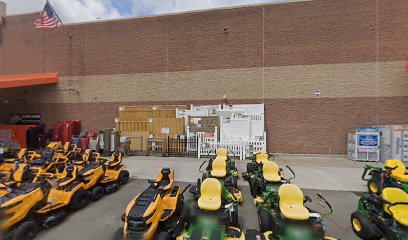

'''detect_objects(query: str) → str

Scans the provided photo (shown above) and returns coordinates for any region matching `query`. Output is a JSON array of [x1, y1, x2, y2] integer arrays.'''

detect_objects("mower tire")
[[247, 163, 255, 173], [258, 207, 271, 233], [156, 231, 171, 240], [12, 220, 39, 240], [230, 205, 239, 228], [231, 176, 238, 189], [91, 186, 105, 201], [118, 170, 129, 186], [70, 189, 90, 210], [249, 177, 259, 198], [351, 212, 381, 240]]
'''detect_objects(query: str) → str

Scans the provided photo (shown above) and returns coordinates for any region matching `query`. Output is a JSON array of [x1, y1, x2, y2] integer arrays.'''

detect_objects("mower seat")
[[57, 165, 78, 188], [385, 160, 408, 183], [211, 157, 227, 178], [216, 148, 228, 158], [73, 152, 86, 165], [198, 178, 222, 211], [155, 168, 174, 191], [256, 150, 268, 164], [278, 184, 310, 221], [263, 161, 281, 182], [31, 149, 55, 166], [382, 188, 408, 227], [107, 152, 122, 168], [17, 148, 28, 160]]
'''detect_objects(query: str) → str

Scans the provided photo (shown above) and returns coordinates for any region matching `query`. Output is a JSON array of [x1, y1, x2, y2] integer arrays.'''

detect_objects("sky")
[[2, 0, 285, 23]]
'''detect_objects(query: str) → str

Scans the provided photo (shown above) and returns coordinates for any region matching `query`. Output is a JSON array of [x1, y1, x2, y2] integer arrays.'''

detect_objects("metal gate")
[[167, 136, 198, 157]]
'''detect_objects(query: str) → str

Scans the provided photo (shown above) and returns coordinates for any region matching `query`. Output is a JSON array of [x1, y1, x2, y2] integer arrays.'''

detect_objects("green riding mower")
[[248, 162, 295, 204], [242, 150, 274, 181], [256, 184, 336, 240], [171, 178, 244, 240], [196, 159, 242, 204], [362, 159, 408, 194], [351, 187, 408, 240]]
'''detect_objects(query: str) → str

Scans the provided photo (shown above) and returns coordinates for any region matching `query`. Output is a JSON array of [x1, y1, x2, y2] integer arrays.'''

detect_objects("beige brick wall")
[[0, 61, 405, 104]]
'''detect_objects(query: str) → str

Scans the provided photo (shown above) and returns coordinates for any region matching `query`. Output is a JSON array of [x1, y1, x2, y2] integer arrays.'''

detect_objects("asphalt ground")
[[37, 178, 361, 240]]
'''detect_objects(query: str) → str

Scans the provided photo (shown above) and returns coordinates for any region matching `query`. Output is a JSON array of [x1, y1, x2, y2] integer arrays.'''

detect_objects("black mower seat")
[[57, 165, 78, 188], [31, 149, 55, 165], [107, 152, 122, 168], [155, 168, 174, 191]]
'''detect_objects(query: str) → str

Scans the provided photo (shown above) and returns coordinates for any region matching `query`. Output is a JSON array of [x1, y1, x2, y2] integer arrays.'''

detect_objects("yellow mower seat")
[[256, 150, 268, 164], [382, 188, 408, 227], [198, 178, 222, 211], [211, 157, 227, 177], [278, 184, 310, 221], [216, 148, 228, 158], [263, 161, 281, 182], [385, 160, 408, 183]]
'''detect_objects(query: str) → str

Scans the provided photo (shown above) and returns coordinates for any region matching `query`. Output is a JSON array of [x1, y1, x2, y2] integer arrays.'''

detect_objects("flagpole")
[[46, 0, 64, 26]]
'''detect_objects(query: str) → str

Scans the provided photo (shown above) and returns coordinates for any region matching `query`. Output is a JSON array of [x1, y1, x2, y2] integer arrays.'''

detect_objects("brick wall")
[[0, 0, 407, 154]]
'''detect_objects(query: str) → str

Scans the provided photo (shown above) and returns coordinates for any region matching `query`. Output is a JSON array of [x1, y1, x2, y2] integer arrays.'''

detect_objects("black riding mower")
[[170, 178, 243, 240], [351, 187, 408, 240], [255, 183, 336, 240], [362, 159, 408, 195], [248, 162, 295, 205], [121, 168, 190, 240], [196, 159, 242, 204]]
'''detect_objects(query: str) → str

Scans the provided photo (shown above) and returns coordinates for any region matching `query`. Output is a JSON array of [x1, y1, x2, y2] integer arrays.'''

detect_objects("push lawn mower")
[[257, 184, 336, 240], [362, 159, 408, 194], [351, 187, 408, 240], [173, 178, 244, 240], [198, 159, 242, 204], [121, 168, 189, 240], [248, 162, 295, 203]]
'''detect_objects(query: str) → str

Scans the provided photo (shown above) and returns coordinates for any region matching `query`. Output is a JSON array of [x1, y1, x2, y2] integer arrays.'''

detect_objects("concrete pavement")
[[38, 179, 360, 240], [123, 155, 378, 191]]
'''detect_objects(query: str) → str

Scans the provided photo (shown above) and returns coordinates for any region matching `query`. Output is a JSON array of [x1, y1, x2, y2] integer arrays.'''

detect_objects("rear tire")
[[70, 189, 90, 210], [249, 177, 259, 198], [351, 212, 381, 240], [12, 220, 39, 240], [247, 163, 255, 173], [156, 231, 170, 240], [118, 170, 129, 185], [258, 207, 271, 233], [231, 176, 238, 189], [91, 186, 105, 201], [230, 205, 239, 228]]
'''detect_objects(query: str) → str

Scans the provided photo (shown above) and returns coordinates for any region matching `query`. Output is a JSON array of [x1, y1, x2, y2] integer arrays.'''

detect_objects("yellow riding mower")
[[0, 164, 91, 240], [0, 178, 50, 240], [171, 178, 244, 240], [0, 148, 30, 174], [100, 151, 129, 193], [200, 157, 243, 204], [242, 150, 274, 181], [121, 168, 189, 240]]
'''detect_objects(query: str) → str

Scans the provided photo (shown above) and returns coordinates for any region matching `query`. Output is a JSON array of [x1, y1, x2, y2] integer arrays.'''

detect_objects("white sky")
[[2, 0, 285, 23]]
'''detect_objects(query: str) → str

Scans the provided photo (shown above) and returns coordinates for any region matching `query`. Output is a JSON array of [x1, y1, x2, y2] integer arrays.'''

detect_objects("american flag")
[[35, 1, 61, 29]]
